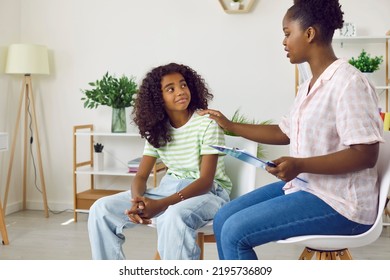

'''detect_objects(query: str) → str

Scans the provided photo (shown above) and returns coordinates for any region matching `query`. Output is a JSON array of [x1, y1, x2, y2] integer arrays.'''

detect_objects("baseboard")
[[4, 201, 74, 215], [2, 201, 22, 215]]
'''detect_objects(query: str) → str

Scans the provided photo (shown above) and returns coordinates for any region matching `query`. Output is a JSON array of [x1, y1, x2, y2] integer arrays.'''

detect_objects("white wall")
[[1, 0, 389, 213], [0, 0, 22, 212]]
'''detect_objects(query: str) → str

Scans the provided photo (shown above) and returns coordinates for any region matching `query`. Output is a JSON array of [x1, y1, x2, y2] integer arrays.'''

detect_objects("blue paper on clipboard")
[[210, 144, 308, 184]]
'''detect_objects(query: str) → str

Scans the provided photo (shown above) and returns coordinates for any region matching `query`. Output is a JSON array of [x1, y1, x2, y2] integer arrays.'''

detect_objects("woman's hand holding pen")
[[266, 156, 302, 182]]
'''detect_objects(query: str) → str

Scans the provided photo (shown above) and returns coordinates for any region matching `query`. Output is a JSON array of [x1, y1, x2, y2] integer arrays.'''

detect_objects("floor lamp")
[[3, 44, 50, 218]]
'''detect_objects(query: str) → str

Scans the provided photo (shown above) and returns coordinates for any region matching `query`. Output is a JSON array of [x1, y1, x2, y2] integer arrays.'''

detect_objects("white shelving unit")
[[72, 124, 166, 222]]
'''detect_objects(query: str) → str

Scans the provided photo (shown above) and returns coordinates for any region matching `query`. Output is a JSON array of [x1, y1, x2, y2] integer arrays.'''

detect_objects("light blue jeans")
[[88, 174, 230, 260], [213, 181, 373, 260]]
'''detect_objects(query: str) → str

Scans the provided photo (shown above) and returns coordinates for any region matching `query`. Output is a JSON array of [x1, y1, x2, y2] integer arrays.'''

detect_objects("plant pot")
[[362, 72, 373, 79], [230, 1, 241, 10], [94, 152, 104, 171], [362, 72, 376, 86], [111, 107, 126, 133]]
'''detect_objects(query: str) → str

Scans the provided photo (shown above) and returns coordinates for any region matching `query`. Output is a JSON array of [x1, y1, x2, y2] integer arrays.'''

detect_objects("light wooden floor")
[[0, 210, 389, 260]]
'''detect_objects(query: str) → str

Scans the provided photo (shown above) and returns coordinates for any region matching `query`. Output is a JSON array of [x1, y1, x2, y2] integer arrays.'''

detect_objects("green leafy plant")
[[225, 108, 272, 159], [348, 49, 383, 73], [81, 72, 138, 109]]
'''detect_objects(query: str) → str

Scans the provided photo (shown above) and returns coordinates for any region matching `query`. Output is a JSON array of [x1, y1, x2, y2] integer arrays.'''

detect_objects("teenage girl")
[[88, 63, 232, 260]]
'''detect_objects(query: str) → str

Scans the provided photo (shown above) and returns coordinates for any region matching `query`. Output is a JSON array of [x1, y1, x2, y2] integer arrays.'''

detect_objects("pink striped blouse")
[[279, 59, 384, 225]]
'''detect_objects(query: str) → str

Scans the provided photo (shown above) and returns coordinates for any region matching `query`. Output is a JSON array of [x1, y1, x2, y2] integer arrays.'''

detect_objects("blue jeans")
[[213, 181, 372, 260], [88, 174, 230, 260]]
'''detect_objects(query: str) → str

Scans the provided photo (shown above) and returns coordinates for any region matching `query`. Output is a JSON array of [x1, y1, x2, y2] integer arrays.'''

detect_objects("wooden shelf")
[[75, 189, 122, 210], [218, 0, 255, 14]]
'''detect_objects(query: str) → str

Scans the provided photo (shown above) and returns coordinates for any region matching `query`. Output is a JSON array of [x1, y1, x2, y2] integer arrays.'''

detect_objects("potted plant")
[[230, 0, 241, 10], [81, 72, 138, 133], [348, 49, 383, 73], [93, 143, 104, 171]]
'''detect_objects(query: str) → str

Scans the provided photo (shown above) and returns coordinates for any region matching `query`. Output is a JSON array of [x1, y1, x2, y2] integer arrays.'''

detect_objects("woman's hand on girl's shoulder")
[[198, 109, 231, 130]]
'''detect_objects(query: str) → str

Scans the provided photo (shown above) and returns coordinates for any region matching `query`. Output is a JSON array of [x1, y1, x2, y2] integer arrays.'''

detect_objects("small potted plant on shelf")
[[81, 72, 138, 133], [93, 143, 104, 171], [348, 49, 383, 73]]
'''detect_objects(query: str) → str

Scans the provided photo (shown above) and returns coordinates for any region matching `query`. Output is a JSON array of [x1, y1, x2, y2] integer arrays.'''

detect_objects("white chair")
[[275, 132, 390, 260], [153, 136, 258, 260]]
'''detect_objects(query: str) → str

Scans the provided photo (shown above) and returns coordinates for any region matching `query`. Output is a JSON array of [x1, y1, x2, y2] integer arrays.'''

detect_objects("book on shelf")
[[127, 157, 164, 173]]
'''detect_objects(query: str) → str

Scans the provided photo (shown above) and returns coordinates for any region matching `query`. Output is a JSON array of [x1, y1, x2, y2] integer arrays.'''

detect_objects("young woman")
[[200, 0, 384, 260], [88, 63, 232, 260]]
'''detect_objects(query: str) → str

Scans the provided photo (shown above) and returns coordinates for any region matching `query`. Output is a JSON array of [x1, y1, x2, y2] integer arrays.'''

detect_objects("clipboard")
[[210, 144, 308, 184], [210, 145, 275, 169]]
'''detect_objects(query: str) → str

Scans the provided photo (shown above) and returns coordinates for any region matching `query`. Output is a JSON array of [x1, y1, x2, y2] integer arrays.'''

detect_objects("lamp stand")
[[3, 74, 49, 218]]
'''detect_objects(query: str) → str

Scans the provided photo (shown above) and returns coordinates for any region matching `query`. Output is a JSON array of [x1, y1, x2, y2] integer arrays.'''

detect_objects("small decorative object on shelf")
[[339, 22, 357, 37], [94, 142, 104, 153], [349, 49, 383, 73], [81, 72, 138, 133], [218, 0, 255, 14], [127, 157, 163, 173], [230, 0, 241, 10], [128, 157, 142, 173], [93, 142, 104, 171]]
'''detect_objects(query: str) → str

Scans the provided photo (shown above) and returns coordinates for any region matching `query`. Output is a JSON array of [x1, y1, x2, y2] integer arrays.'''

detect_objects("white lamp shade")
[[5, 44, 50, 75]]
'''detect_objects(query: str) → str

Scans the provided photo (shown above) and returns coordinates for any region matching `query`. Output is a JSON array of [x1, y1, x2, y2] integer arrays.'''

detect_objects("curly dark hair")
[[287, 0, 344, 44], [132, 62, 213, 148]]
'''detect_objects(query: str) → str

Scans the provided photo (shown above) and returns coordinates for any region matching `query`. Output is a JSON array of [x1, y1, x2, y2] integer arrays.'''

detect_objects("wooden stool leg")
[[337, 249, 352, 260], [299, 247, 315, 260], [300, 248, 353, 260], [196, 232, 205, 260], [330, 252, 339, 260], [154, 251, 161, 260], [317, 251, 328, 260]]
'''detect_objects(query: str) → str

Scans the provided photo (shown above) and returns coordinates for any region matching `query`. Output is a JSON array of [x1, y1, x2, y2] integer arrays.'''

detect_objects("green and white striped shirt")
[[143, 112, 232, 193]]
